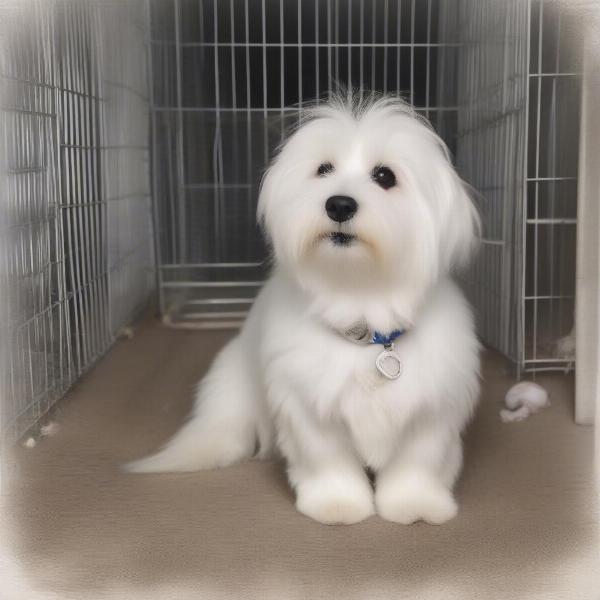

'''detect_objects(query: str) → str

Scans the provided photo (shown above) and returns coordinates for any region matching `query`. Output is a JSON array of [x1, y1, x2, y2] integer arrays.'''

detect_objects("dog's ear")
[[438, 166, 481, 273], [256, 165, 275, 243]]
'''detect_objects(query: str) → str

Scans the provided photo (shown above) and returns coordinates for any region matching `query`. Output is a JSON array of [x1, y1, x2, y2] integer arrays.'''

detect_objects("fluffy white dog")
[[127, 95, 481, 526]]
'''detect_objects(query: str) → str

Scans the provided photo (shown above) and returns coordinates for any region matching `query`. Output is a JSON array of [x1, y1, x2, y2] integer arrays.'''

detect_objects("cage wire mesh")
[[0, 0, 153, 446], [0, 0, 583, 449]]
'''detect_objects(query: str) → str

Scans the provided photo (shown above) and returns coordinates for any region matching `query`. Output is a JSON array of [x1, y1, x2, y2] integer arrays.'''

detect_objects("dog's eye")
[[316, 162, 334, 177], [371, 165, 396, 190]]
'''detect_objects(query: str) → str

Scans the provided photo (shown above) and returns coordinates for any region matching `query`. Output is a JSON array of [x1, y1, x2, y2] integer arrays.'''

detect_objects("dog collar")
[[340, 323, 405, 380], [371, 329, 405, 348]]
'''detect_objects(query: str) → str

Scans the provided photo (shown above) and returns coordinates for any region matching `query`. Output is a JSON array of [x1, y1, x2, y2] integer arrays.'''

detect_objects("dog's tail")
[[123, 339, 269, 473]]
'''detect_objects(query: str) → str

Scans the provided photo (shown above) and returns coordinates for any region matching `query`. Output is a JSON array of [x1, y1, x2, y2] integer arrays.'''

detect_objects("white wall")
[[575, 25, 600, 425]]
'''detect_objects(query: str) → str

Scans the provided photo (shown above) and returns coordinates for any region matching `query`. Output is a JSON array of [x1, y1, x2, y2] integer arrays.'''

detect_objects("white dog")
[[127, 95, 481, 526]]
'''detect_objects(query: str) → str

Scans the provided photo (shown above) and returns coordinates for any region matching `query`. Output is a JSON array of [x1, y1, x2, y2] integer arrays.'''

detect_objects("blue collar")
[[371, 330, 405, 347]]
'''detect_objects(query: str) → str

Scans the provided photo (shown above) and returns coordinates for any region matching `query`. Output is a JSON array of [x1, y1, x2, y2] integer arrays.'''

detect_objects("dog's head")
[[258, 95, 479, 323]]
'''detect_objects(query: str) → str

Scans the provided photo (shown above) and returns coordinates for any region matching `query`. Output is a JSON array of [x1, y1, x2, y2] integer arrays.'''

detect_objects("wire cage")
[[453, 0, 581, 374], [0, 0, 153, 445], [0, 0, 582, 447]]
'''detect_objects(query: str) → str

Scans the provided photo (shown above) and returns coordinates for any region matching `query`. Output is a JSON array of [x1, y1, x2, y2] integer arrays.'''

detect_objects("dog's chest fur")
[[261, 325, 431, 467], [250, 272, 479, 468]]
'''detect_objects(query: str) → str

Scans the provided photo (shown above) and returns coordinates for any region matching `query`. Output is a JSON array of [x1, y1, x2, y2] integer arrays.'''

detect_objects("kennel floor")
[[4, 315, 599, 600]]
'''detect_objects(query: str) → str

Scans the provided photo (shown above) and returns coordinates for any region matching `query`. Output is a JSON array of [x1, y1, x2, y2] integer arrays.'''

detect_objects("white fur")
[[126, 95, 481, 526], [500, 381, 549, 423]]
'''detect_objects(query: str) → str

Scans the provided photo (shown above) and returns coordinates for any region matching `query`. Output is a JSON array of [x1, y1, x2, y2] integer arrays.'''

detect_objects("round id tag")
[[375, 348, 402, 380]]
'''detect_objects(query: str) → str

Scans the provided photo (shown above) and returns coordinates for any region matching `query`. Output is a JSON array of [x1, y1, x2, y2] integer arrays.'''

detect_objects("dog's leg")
[[275, 399, 374, 525], [124, 337, 267, 473], [375, 424, 462, 525]]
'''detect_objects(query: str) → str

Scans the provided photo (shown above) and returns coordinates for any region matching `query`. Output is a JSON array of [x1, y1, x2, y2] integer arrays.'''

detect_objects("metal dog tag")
[[343, 323, 371, 345], [375, 346, 402, 380]]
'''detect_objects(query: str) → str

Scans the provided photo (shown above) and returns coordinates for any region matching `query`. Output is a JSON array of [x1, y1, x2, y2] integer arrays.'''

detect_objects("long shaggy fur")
[[126, 95, 481, 526]]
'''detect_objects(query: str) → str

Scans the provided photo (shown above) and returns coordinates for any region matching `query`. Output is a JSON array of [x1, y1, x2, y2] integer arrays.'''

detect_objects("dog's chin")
[[297, 231, 388, 289]]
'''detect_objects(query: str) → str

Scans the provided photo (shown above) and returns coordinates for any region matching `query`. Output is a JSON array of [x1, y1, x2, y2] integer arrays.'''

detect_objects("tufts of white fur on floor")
[[500, 381, 549, 423]]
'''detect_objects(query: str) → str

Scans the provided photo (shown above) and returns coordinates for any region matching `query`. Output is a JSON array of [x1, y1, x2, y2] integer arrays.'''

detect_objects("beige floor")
[[2, 316, 599, 600]]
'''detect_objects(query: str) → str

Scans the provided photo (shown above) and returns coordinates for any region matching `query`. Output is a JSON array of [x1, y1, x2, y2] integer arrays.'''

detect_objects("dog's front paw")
[[296, 477, 375, 525], [375, 472, 458, 525]]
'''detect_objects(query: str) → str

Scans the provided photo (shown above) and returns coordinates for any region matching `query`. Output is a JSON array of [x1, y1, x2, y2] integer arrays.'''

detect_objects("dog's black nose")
[[325, 195, 358, 223]]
